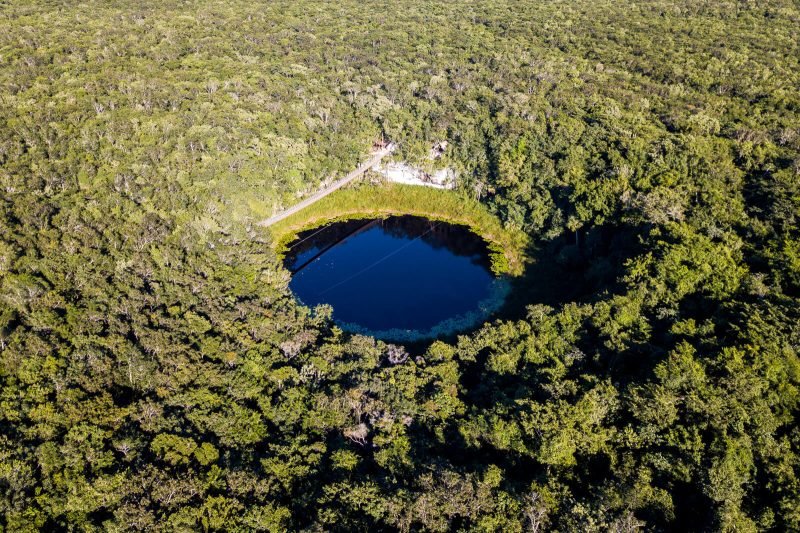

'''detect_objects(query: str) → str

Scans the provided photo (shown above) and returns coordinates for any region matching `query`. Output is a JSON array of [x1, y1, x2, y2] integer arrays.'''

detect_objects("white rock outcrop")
[[376, 162, 456, 189]]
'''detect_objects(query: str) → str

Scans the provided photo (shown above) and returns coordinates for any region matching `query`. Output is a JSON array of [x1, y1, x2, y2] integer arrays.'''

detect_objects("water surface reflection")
[[285, 216, 508, 341]]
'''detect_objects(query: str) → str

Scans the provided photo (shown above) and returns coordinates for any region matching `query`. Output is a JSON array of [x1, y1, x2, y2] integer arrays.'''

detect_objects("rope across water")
[[317, 220, 439, 295]]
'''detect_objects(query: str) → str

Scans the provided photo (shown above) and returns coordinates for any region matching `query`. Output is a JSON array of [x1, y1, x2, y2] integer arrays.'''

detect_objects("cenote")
[[284, 216, 509, 342]]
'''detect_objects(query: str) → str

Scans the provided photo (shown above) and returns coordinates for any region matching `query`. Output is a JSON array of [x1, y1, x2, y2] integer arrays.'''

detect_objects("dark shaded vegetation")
[[502, 223, 647, 314], [1, 0, 800, 531]]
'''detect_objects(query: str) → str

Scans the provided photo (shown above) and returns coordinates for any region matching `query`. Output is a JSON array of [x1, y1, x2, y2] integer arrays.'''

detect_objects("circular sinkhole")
[[284, 215, 509, 342]]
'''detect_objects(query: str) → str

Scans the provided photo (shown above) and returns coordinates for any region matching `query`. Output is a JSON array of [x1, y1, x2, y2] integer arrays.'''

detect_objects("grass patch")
[[269, 183, 528, 275]]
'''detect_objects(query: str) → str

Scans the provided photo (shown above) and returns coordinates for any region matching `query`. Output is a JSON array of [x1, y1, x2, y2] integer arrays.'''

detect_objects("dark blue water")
[[285, 216, 507, 340]]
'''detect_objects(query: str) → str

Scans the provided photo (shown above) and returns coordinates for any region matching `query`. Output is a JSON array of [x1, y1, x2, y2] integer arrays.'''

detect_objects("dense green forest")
[[2, 0, 800, 530]]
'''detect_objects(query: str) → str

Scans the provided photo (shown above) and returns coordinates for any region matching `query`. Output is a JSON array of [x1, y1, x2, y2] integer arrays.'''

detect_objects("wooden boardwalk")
[[258, 145, 394, 227]]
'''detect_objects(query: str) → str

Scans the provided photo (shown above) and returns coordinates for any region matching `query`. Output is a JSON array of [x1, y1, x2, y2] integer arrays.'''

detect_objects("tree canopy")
[[1, 0, 799, 530]]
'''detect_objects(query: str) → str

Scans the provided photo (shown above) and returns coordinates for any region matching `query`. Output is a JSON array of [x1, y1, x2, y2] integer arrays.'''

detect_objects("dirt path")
[[258, 146, 394, 227]]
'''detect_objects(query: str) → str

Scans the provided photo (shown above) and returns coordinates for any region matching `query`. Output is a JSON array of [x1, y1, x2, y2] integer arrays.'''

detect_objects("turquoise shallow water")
[[286, 216, 508, 341]]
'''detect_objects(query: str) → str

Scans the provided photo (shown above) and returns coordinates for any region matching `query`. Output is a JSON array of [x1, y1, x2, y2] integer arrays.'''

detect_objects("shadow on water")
[[286, 216, 494, 274]]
